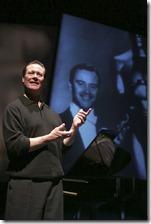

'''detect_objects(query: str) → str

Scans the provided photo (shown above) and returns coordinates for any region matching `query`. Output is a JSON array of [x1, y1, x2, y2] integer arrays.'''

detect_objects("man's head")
[[131, 71, 147, 113], [131, 71, 147, 100], [22, 60, 46, 94], [69, 64, 100, 110]]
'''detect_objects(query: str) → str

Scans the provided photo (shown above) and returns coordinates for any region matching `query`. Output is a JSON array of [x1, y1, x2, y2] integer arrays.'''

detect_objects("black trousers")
[[5, 178, 63, 220]]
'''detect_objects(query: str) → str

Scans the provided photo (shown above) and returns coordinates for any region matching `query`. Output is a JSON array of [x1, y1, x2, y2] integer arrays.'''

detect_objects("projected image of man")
[[61, 64, 101, 150]]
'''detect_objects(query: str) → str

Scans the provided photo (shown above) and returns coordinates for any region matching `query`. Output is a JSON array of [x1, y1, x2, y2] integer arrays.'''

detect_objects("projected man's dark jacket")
[[60, 108, 102, 174]]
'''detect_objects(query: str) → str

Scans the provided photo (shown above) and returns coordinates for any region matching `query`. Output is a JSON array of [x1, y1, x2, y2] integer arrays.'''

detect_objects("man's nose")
[[33, 73, 38, 78], [84, 85, 90, 93]]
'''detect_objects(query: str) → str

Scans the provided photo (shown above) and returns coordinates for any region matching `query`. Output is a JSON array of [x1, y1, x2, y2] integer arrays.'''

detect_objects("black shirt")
[[3, 95, 64, 180]]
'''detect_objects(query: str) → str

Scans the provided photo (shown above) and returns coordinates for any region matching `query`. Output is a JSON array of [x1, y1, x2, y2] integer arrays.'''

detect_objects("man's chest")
[[21, 106, 59, 137]]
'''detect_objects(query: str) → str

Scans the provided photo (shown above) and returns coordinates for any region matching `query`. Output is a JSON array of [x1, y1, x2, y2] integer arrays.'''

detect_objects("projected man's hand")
[[73, 108, 92, 128]]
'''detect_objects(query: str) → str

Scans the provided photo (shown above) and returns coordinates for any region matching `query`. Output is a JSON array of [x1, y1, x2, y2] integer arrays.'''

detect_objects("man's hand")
[[72, 108, 92, 128], [63, 108, 92, 147], [63, 108, 92, 146], [50, 123, 72, 140], [29, 123, 72, 152]]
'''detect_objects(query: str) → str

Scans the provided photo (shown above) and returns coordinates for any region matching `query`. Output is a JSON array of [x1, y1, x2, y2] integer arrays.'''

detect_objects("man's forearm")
[[29, 134, 51, 152], [29, 123, 73, 152]]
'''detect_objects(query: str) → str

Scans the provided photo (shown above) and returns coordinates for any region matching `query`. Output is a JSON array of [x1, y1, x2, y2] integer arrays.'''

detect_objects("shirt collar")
[[19, 94, 45, 108]]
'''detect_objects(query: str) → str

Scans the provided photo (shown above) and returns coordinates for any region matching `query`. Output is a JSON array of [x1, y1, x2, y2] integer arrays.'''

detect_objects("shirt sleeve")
[[2, 104, 30, 160]]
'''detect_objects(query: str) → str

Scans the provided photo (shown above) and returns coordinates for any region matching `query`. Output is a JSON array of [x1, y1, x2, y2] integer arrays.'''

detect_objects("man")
[[2, 60, 91, 220], [60, 63, 130, 176], [60, 63, 102, 173], [61, 63, 102, 145]]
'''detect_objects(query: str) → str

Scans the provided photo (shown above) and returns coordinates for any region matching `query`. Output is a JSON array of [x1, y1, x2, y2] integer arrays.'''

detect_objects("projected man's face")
[[71, 69, 98, 110], [131, 71, 147, 112], [132, 72, 147, 100]]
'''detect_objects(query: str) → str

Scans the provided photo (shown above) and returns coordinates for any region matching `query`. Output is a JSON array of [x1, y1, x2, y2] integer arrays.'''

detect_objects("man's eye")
[[90, 84, 97, 89], [28, 72, 34, 75], [76, 80, 84, 85], [132, 79, 147, 87], [38, 73, 43, 77]]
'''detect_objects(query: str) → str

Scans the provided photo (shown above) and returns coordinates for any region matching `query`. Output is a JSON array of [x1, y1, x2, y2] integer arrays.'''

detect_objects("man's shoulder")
[[6, 97, 22, 109], [3, 97, 23, 118]]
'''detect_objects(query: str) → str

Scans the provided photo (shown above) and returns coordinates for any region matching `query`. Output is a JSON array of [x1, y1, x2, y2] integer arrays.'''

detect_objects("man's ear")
[[68, 81, 72, 92], [22, 77, 24, 84]]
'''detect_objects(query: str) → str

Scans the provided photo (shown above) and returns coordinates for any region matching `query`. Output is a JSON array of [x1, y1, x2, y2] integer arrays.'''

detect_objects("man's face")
[[22, 63, 45, 93], [132, 72, 147, 100], [71, 69, 98, 110]]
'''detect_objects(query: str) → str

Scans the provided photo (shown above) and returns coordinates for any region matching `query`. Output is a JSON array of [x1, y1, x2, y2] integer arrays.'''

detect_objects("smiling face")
[[71, 69, 98, 110], [22, 63, 45, 94], [131, 71, 147, 100]]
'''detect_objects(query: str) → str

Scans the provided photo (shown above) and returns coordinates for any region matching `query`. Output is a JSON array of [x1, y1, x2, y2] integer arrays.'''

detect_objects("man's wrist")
[[41, 134, 50, 144], [70, 124, 78, 133]]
